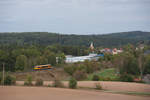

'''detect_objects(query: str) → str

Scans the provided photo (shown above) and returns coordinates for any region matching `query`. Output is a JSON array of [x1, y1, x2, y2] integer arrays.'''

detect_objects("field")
[[2, 68, 150, 100], [15, 81, 150, 93], [87, 68, 119, 81], [0, 86, 150, 100], [1, 68, 150, 100]]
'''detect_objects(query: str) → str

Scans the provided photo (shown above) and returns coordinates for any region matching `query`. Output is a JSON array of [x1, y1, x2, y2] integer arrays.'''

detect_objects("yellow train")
[[34, 64, 53, 70]]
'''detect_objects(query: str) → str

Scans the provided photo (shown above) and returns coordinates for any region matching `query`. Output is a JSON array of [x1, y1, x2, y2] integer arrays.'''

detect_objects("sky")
[[0, 0, 150, 34]]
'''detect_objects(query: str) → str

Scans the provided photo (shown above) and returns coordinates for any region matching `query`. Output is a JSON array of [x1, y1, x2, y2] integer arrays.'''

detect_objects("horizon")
[[0, 30, 149, 35], [0, 0, 150, 34]]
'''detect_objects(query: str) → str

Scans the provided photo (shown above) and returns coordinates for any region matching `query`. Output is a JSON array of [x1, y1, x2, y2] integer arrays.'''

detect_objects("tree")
[[69, 77, 77, 89], [23, 47, 41, 69], [104, 53, 114, 61], [114, 52, 140, 75], [144, 54, 150, 74], [57, 53, 66, 64], [84, 60, 94, 73], [0, 50, 8, 71], [138, 52, 145, 78], [15, 55, 27, 71], [122, 53, 139, 75], [44, 50, 56, 65], [64, 64, 77, 76], [36, 56, 48, 65]]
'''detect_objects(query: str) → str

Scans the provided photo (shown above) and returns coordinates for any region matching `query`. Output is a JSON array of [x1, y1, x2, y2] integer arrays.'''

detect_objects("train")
[[34, 64, 53, 70]]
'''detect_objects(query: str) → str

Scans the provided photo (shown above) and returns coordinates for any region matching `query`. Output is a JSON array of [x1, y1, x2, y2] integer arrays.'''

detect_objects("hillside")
[[0, 31, 150, 47]]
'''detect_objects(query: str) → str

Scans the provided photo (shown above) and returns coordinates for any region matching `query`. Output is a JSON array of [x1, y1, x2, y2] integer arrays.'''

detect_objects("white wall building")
[[65, 53, 101, 63]]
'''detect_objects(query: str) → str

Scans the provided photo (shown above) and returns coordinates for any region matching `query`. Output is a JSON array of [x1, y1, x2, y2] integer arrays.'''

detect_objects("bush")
[[92, 75, 99, 81], [69, 77, 77, 89], [35, 78, 43, 86], [119, 74, 134, 82], [73, 70, 87, 81], [11, 76, 16, 85], [52, 79, 64, 88], [84, 60, 94, 73], [91, 62, 101, 71], [4, 75, 11, 85], [64, 65, 77, 76], [102, 77, 111, 81], [98, 76, 116, 81], [4, 75, 16, 85], [99, 76, 106, 81], [76, 65, 86, 72], [24, 75, 33, 86], [48, 84, 51, 87], [95, 82, 102, 90]]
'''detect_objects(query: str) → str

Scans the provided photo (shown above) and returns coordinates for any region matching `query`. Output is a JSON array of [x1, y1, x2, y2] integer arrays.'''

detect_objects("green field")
[[87, 68, 119, 81]]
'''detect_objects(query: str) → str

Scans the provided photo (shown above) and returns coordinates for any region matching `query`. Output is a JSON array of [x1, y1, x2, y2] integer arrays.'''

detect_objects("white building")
[[65, 53, 102, 63], [65, 42, 105, 63]]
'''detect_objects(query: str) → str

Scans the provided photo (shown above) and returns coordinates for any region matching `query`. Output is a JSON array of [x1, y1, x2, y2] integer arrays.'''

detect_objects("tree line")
[[0, 31, 150, 47], [0, 44, 89, 72]]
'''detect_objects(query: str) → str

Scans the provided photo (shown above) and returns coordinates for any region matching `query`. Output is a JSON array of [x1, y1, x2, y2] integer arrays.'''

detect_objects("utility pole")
[[2, 63, 5, 85]]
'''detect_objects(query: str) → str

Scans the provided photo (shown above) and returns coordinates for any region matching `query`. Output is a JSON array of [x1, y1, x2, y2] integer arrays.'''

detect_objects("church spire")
[[90, 42, 94, 52]]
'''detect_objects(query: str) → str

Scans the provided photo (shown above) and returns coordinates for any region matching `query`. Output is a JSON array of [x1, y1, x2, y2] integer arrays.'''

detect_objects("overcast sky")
[[0, 0, 150, 34]]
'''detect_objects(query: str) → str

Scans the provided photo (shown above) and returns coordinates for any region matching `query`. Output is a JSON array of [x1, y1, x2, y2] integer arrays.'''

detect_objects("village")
[[65, 42, 123, 63]]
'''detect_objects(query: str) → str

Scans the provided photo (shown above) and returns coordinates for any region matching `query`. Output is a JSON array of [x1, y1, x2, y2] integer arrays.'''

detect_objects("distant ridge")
[[0, 31, 150, 47]]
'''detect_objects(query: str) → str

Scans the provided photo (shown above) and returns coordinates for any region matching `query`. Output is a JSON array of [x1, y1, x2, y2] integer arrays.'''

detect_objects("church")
[[65, 42, 104, 63]]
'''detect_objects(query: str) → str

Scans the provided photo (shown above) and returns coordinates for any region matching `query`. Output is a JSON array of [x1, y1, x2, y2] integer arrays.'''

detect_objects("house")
[[100, 48, 123, 55], [112, 48, 123, 55]]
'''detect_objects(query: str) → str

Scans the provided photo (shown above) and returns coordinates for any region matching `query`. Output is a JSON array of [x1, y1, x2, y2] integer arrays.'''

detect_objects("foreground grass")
[[78, 86, 150, 96], [2, 83, 150, 97], [104, 90, 150, 96], [87, 68, 119, 81]]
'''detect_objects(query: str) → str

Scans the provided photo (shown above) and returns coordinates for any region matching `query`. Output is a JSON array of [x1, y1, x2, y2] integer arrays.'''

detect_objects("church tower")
[[90, 42, 94, 52]]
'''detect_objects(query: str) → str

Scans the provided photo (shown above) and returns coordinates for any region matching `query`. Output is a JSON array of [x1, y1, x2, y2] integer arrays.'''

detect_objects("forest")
[[0, 44, 90, 72], [0, 31, 150, 47]]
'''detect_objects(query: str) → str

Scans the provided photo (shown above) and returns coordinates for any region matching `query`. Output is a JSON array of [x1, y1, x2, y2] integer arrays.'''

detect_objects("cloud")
[[0, 0, 149, 34]]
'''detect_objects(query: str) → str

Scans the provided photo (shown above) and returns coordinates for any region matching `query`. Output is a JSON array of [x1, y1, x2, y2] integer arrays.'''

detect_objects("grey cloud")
[[0, 0, 149, 34]]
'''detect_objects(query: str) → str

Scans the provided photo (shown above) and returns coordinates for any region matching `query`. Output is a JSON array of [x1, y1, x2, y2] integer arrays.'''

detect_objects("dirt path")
[[16, 81, 150, 92], [0, 86, 149, 100]]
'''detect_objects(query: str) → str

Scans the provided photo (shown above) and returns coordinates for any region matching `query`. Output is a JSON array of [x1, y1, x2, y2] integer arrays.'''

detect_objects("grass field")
[[86, 68, 119, 81], [104, 90, 150, 96]]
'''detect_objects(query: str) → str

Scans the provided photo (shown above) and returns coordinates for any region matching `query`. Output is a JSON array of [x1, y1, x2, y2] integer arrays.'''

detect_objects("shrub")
[[4, 75, 11, 85], [48, 84, 51, 87], [99, 76, 105, 81], [84, 60, 94, 73], [4, 75, 16, 85], [76, 65, 86, 72], [64, 65, 77, 75], [52, 79, 64, 88], [91, 62, 101, 71], [103, 77, 111, 81], [92, 75, 99, 81], [98, 76, 115, 81], [85, 65, 94, 74], [69, 77, 77, 89], [73, 70, 87, 81], [11, 76, 16, 85], [35, 78, 43, 86], [95, 82, 102, 90], [119, 74, 134, 82], [24, 75, 33, 86]]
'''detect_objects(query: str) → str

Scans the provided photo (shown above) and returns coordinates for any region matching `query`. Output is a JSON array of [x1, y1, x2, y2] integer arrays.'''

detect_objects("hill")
[[0, 31, 150, 47]]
